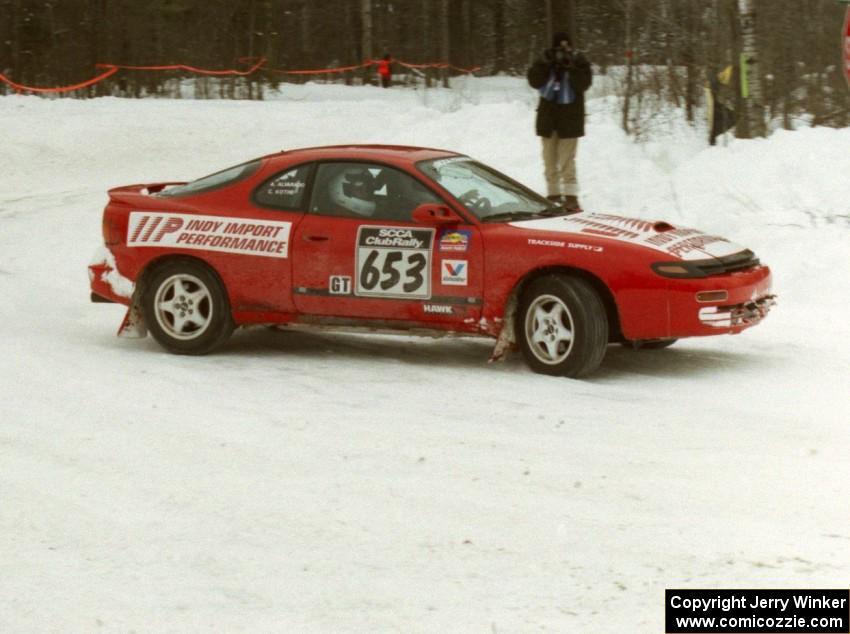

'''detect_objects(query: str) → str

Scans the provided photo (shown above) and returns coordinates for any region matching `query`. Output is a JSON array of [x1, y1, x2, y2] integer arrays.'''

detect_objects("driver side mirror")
[[411, 203, 463, 225]]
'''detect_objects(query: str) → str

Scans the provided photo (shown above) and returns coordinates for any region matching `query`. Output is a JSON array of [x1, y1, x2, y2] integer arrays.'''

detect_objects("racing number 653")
[[359, 250, 427, 294]]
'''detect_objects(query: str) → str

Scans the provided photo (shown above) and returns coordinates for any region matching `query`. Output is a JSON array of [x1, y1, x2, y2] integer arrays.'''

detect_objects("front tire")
[[517, 275, 609, 378], [142, 259, 234, 355]]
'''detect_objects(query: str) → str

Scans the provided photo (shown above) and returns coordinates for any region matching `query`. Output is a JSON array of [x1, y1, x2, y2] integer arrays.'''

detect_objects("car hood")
[[510, 212, 748, 261]]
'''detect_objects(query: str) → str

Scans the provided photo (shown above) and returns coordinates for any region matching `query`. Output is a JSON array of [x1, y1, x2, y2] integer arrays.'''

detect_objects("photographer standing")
[[527, 32, 592, 211]]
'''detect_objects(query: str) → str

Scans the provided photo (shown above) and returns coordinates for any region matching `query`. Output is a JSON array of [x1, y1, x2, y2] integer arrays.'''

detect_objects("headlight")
[[651, 261, 709, 278], [652, 250, 760, 278]]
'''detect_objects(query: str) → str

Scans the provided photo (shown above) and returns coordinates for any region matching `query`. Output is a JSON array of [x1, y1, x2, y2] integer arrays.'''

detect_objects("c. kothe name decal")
[[127, 212, 291, 258]]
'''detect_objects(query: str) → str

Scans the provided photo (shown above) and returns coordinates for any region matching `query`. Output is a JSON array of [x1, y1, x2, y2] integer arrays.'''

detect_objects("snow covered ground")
[[1, 78, 849, 632]]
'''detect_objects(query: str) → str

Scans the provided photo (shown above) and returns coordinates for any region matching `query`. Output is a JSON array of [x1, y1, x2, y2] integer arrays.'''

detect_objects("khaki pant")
[[541, 133, 578, 196]]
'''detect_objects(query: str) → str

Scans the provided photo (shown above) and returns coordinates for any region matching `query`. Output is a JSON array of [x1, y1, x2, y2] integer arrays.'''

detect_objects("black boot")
[[563, 195, 582, 212]]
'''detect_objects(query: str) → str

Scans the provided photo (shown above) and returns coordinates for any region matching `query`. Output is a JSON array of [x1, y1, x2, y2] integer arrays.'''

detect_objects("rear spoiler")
[[107, 182, 186, 204]]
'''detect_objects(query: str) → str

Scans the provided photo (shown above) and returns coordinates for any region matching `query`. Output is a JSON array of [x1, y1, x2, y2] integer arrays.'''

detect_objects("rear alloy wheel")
[[143, 260, 233, 355], [517, 275, 609, 378]]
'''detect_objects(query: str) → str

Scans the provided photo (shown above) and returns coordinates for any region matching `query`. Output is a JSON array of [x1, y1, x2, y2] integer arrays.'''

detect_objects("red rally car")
[[89, 145, 775, 378]]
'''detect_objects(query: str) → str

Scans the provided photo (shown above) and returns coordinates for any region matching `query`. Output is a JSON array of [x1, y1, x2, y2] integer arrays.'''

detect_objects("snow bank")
[[1, 78, 848, 633]]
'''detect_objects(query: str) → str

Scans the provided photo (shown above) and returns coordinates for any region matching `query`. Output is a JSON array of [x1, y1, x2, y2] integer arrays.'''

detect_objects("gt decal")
[[127, 212, 291, 258], [441, 260, 468, 286], [329, 275, 352, 295], [355, 227, 434, 299]]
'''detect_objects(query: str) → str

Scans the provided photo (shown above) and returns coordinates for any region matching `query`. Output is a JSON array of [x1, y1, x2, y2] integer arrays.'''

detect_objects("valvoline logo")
[[446, 262, 465, 276], [441, 259, 468, 286], [439, 229, 471, 252]]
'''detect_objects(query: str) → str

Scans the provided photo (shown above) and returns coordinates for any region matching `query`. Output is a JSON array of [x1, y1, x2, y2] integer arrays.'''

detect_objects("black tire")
[[142, 259, 234, 355], [621, 338, 678, 350], [516, 275, 609, 378]]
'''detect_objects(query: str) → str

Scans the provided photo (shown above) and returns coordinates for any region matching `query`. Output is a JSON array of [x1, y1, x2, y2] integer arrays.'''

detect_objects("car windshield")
[[157, 159, 261, 198], [417, 157, 555, 221]]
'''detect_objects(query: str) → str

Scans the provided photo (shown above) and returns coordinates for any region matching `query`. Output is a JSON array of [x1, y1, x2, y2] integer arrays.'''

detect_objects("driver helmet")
[[329, 166, 376, 216]]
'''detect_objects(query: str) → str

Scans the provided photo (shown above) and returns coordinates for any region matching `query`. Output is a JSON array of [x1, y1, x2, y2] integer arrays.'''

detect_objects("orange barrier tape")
[[448, 64, 481, 73], [263, 59, 479, 75], [0, 65, 119, 94], [268, 61, 373, 75], [0, 56, 478, 94], [395, 60, 481, 73], [95, 56, 267, 76]]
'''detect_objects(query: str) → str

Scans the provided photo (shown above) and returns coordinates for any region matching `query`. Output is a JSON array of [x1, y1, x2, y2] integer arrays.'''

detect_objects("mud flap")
[[117, 295, 147, 339], [488, 294, 517, 363]]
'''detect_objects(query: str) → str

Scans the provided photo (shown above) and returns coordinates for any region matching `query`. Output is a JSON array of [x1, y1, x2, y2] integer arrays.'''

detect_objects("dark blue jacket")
[[527, 52, 592, 138]]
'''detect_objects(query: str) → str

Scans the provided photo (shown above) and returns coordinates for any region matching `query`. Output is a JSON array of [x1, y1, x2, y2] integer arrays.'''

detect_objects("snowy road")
[[2, 81, 849, 632]]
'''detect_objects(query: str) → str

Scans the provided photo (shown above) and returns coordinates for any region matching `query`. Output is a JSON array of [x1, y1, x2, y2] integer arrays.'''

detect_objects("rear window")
[[253, 164, 313, 210], [157, 159, 261, 198]]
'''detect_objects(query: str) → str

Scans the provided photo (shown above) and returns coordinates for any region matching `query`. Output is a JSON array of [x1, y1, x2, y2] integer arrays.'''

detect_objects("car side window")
[[253, 164, 313, 210], [309, 162, 442, 221], [158, 159, 261, 198]]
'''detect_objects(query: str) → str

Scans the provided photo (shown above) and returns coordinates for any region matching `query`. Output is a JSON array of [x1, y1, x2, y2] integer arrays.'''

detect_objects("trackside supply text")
[[665, 589, 849, 633], [127, 212, 292, 258]]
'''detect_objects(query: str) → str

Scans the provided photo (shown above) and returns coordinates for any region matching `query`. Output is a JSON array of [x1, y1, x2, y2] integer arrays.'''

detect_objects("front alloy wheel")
[[517, 275, 608, 378], [524, 294, 575, 365]]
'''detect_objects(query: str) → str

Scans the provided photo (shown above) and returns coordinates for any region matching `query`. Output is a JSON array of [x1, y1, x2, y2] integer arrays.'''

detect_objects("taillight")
[[102, 215, 122, 246]]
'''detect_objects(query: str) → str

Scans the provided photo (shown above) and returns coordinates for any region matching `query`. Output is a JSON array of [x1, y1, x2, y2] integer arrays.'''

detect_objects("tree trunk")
[[300, 0, 313, 73], [661, 0, 680, 107], [492, 1, 505, 73], [462, 0, 473, 69], [422, 0, 432, 87], [566, 0, 577, 46], [779, 0, 795, 130], [622, 0, 634, 134], [344, 1, 355, 86], [361, 0, 373, 84], [440, 0, 449, 87], [737, 0, 766, 137], [683, 0, 698, 123], [10, 0, 22, 87], [727, 0, 748, 138], [263, 0, 278, 90]]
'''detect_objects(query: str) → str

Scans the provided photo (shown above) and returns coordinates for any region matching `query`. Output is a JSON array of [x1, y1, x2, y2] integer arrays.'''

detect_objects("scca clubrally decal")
[[127, 212, 291, 258], [355, 226, 434, 300]]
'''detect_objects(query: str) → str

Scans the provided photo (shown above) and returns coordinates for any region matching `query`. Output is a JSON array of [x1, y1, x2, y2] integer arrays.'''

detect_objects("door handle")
[[302, 234, 330, 242]]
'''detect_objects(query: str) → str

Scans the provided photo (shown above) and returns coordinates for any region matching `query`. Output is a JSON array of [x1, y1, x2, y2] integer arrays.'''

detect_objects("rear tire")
[[142, 259, 233, 355], [516, 275, 609, 378]]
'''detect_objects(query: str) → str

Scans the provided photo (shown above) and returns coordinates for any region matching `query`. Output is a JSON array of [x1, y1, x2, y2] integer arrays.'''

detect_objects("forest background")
[[2, 0, 849, 138]]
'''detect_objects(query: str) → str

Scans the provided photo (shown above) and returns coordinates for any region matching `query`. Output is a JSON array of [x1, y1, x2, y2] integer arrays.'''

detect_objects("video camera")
[[544, 46, 574, 69]]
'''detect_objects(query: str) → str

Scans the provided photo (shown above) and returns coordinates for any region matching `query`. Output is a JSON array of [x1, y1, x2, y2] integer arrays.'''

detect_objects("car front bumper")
[[667, 265, 774, 337]]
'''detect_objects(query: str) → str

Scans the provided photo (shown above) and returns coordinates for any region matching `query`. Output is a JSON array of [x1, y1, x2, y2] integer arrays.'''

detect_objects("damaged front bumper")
[[698, 294, 777, 329]]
